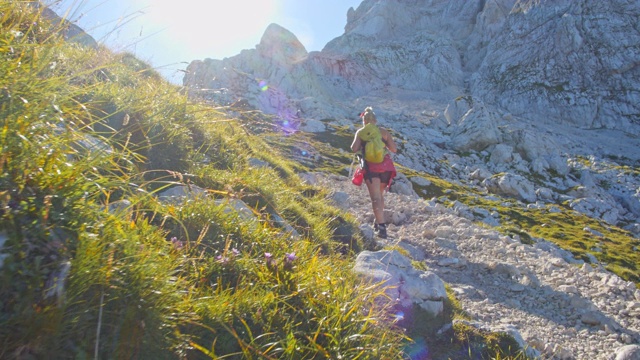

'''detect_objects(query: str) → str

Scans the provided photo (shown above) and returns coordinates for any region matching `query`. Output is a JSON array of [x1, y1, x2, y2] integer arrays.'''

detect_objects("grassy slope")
[[0, 3, 405, 358]]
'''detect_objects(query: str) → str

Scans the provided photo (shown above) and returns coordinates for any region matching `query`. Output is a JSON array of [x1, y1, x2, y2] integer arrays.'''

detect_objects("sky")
[[49, 0, 363, 83]]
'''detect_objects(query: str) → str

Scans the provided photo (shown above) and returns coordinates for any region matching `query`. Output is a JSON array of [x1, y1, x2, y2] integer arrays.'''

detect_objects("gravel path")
[[318, 174, 640, 360]]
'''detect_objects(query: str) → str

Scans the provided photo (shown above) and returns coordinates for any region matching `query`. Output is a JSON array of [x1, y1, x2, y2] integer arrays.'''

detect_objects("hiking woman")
[[350, 107, 397, 238]]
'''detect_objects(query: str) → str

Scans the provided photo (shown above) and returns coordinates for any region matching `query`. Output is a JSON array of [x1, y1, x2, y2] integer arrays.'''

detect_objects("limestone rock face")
[[185, 0, 640, 134], [184, 23, 314, 122], [472, 0, 640, 134]]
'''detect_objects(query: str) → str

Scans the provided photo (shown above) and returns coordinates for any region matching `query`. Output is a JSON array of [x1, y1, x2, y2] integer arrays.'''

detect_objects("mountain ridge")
[[185, 0, 640, 133]]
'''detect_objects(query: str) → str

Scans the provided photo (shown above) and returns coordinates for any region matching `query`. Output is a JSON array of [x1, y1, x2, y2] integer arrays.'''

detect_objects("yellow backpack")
[[358, 123, 385, 163]]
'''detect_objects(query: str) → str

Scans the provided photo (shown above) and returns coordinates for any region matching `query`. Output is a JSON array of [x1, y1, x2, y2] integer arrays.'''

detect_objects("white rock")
[[490, 144, 514, 164], [470, 168, 492, 181], [329, 191, 350, 209], [299, 118, 326, 133], [615, 345, 640, 360], [353, 250, 447, 316], [157, 185, 207, 204], [411, 176, 431, 187], [482, 173, 536, 203], [450, 102, 502, 152], [558, 285, 579, 294], [437, 258, 460, 267]]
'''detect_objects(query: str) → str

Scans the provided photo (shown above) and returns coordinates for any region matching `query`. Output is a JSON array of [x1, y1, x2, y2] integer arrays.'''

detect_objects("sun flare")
[[136, 0, 280, 54]]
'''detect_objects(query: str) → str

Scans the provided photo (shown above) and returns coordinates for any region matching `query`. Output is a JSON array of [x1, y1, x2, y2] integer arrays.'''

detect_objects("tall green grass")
[[0, 2, 408, 358]]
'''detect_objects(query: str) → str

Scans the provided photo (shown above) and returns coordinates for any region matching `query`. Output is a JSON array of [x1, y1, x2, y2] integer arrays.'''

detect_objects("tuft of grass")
[[449, 322, 531, 360]]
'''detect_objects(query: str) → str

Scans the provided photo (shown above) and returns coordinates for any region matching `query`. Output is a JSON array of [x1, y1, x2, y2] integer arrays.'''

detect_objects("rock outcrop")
[[353, 250, 448, 316]]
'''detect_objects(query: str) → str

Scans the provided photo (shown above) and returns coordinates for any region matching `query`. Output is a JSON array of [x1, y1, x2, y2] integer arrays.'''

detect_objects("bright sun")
[[138, 0, 281, 54]]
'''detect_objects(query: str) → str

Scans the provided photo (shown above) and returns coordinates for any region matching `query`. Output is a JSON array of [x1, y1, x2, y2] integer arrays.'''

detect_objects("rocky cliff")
[[184, 0, 640, 231], [184, 0, 639, 131]]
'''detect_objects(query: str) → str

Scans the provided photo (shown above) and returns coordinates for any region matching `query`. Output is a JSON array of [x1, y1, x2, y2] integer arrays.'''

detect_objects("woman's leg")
[[376, 172, 391, 216], [378, 182, 386, 216], [365, 176, 385, 224]]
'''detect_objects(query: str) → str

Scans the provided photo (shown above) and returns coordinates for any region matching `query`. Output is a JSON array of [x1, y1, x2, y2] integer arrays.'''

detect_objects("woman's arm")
[[381, 128, 397, 153], [351, 130, 362, 152]]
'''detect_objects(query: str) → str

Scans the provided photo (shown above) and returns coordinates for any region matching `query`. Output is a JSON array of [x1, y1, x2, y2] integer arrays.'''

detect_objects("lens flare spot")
[[394, 311, 405, 321], [405, 338, 430, 360], [258, 80, 269, 91], [301, 151, 308, 156]]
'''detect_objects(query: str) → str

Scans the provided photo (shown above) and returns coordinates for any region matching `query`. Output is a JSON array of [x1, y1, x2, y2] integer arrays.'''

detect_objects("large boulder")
[[353, 250, 447, 316], [615, 345, 640, 360], [483, 173, 536, 203], [568, 186, 623, 225], [448, 100, 502, 152]]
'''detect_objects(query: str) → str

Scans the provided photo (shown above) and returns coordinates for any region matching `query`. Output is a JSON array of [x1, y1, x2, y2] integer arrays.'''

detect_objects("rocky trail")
[[314, 173, 640, 360]]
